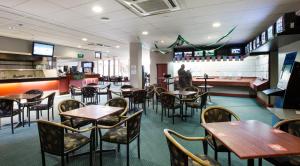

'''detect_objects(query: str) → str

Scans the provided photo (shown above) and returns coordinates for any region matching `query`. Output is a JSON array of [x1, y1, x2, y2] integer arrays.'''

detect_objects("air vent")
[[117, 0, 180, 17]]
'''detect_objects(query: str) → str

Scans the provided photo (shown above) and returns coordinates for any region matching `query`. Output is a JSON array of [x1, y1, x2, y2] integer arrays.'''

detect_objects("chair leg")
[[47, 109, 50, 121], [22, 108, 25, 127], [89, 141, 93, 166], [214, 150, 218, 160], [127, 144, 130, 166], [117, 144, 120, 152], [152, 98, 154, 110], [161, 107, 164, 122], [228, 152, 231, 166], [41, 151, 46, 166], [258, 158, 262, 166], [143, 103, 146, 115], [156, 101, 158, 113], [61, 155, 65, 166], [100, 138, 102, 166], [28, 109, 31, 127], [203, 140, 208, 155], [11, 116, 14, 134], [172, 109, 175, 124], [52, 108, 54, 120], [137, 135, 141, 159]]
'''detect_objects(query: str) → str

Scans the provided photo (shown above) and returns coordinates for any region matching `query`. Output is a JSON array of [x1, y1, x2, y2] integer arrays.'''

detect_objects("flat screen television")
[[276, 16, 284, 34], [267, 25, 274, 40], [194, 51, 204, 56], [184, 51, 193, 57], [256, 36, 260, 48], [205, 50, 215, 56], [95, 51, 101, 59], [261, 31, 266, 44], [82, 62, 93, 68], [32, 42, 54, 57], [174, 52, 183, 58], [231, 48, 241, 55]]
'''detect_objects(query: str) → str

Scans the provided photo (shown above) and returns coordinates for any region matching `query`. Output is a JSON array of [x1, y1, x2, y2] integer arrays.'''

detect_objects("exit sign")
[[77, 53, 84, 58]]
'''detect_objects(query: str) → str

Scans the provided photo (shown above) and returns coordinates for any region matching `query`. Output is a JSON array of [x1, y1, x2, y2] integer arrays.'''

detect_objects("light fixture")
[[207, 36, 212, 39], [160, 40, 165, 43], [92, 6, 103, 13], [115, 45, 120, 48], [82, 38, 88, 41], [212, 22, 221, 28], [77, 45, 82, 48], [142, 31, 149, 35]]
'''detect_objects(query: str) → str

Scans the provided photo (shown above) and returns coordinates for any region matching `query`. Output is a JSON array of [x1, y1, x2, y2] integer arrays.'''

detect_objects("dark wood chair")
[[132, 90, 147, 114], [160, 92, 183, 124], [185, 92, 208, 122], [81, 87, 97, 105], [69, 85, 82, 100], [164, 129, 220, 166], [264, 119, 300, 166], [145, 85, 155, 109], [98, 110, 143, 166], [0, 98, 22, 134], [58, 99, 92, 129], [201, 106, 240, 165], [37, 120, 94, 166], [28, 92, 56, 126], [97, 83, 111, 103], [98, 97, 128, 126], [154, 87, 167, 113]]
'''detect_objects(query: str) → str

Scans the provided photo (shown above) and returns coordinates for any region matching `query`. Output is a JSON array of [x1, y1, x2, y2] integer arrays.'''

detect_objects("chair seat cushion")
[[207, 135, 228, 151], [64, 118, 92, 128], [98, 115, 120, 126], [30, 104, 48, 110], [64, 133, 90, 152], [188, 154, 221, 166], [265, 155, 300, 166], [102, 126, 127, 144], [186, 102, 200, 108]]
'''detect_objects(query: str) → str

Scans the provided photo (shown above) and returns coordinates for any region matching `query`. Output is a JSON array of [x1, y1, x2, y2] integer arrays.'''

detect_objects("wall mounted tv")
[[276, 16, 285, 34], [231, 48, 241, 55], [205, 50, 215, 56], [82, 62, 93, 68], [174, 52, 183, 58], [194, 51, 204, 56], [32, 42, 54, 57], [184, 51, 193, 57]]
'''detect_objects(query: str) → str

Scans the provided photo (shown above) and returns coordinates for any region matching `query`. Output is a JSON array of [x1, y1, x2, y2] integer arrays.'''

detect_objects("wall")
[[149, 51, 172, 85]]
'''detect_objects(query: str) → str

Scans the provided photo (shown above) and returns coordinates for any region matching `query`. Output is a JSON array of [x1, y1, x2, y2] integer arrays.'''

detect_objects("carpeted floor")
[[0, 93, 274, 166]]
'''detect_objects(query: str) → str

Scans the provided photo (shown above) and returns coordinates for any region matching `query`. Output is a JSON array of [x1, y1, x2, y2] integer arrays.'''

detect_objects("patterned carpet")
[[0, 93, 274, 166]]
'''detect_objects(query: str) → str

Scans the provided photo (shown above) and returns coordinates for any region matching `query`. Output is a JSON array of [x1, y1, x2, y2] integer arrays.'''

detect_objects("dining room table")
[[60, 105, 124, 165], [201, 120, 300, 166]]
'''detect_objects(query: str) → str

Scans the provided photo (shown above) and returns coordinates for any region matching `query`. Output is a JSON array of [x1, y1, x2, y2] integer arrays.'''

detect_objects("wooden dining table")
[[201, 120, 300, 166], [60, 105, 124, 165], [0, 93, 40, 100]]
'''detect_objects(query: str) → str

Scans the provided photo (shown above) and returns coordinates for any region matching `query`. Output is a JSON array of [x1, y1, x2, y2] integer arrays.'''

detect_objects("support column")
[[130, 42, 143, 88]]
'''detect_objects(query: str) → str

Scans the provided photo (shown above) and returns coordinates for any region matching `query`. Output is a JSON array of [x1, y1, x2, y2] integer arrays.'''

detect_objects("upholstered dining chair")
[[201, 106, 240, 165], [97, 110, 143, 166], [0, 98, 22, 134], [97, 97, 128, 126], [28, 92, 56, 126], [185, 92, 208, 122], [182, 86, 200, 117], [264, 119, 300, 166], [164, 129, 220, 166], [132, 89, 147, 114], [69, 85, 82, 100], [81, 86, 97, 105], [37, 120, 94, 166], [121, 84, 134, 98], [97, 83, 111, 103], [145, 85, 155, 109], [154, 86, 168, 113], [58, 99, 92, 129], [160, 92, 182, 124]]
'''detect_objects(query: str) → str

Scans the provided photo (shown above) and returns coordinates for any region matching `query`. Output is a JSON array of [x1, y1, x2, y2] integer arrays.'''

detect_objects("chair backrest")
[[0, 98, 14, 117], [105, 97, 128, 116], [81, 87, 97, 97], [155, 87, 167, 99], [183, 86, 199, 93], [200, 92, 208, 108], [274, 119, 300, 137], [146, 85, 155, 97], [126, 110, 143, 142], [87, 83, 98, 86], [121, 85, 133, 89], [69, 85, 81, 95], [132, 90, 147, 104], [164, 129, 211, 166], [46, 92, 56, 108], [37, 120, 64, 155], [25, 89, 43, 102], [160, 92, 176, 109], [201, 106, 240, 124], [58, 99, 85, 113]]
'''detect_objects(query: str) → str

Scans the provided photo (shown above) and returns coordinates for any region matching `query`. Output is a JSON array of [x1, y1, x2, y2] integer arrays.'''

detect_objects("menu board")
[[231, 48, 241, 55], [174, 52, 183, 58], [276, 16, 284, 34], [267, 25, 274, 40], [253, 40, 256, 49], [205, 50, 215, 56], [256, 36, 260, 48], [261, 31, 266, 44], [194, 51, 204, 56], [184, 51, 193, 57]]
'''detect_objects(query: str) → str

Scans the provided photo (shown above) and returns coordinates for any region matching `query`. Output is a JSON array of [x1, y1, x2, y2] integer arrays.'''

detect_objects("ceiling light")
[[212, 22, 221, 28], [142, 31, 149, 35], [207, 36, 211, 39], [160, 40, 165, 43], [82, 38, 88, 41], [115, 45, 120, 48], [92, 6, 103, 13], [77, 45, 82, 48]]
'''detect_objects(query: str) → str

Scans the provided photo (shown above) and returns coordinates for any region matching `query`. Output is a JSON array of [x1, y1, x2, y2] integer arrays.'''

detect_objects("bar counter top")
[[0, 77, 65, 83]]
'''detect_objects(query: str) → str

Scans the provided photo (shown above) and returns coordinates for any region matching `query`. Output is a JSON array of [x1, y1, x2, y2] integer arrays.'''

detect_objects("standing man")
[[178, 64, 187, 90]]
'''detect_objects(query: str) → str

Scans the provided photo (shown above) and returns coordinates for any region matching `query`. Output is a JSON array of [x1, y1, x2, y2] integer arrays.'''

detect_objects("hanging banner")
[[223, 56, 227, 61], [229, 56, 233, 61], [217, 56, 222, 61]]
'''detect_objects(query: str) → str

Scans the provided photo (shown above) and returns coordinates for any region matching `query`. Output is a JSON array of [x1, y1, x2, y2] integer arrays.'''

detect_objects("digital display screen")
[[249, 42, 252, 51], [174, 52, 183, 58], [32, 42, 54, 56], [276, 16, 284, 34], [261, 32, 266, 44], [267, 26, 274, 40], [256, 36, 260, 48], [231, 48, 241, 55], [205, 50, 215, 56], [83, 62, 92, 68], [95, 51, 101, 58], [194, 51, 204, 56], [253, 40, 256, 49], [184, 51, 193, 57], [245, 44, 250, 54]]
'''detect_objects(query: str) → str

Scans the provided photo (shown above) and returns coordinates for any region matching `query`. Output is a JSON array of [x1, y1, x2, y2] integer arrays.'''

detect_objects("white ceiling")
[[0, 0, 300, 58]]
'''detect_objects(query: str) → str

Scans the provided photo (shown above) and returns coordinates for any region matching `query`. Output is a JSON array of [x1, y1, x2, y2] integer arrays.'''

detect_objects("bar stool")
[[198, 85, 214, 102]]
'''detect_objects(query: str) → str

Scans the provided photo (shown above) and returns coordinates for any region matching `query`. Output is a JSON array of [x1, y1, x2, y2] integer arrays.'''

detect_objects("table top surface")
[[86, 85, 107, 89], [201, 120, 300, 159], [0, 93, 40, 100], [267, 107, 300, 120], [60, 105, 123, 120], [169, 90, 197, 96]]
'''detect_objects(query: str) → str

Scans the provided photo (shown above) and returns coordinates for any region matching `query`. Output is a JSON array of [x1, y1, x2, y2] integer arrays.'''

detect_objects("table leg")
[[204, 78, 207, 92], [247, 159, 254, 166]]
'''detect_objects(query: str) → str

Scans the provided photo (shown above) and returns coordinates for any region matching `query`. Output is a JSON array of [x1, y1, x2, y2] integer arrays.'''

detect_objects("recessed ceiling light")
[[160, 40, 165, 43], [77, 45, 82, 48], [207, 36, 212, 39], [142, 31, 149, 35], [212, 22, 221, 28], [92, 6, 103, 13], [115, 45, 120, 48], [82, 38, 88, 41]]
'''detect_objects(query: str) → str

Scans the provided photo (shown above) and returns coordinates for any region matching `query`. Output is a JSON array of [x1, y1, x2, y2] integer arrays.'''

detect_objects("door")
[[156, 64, 168, 89]]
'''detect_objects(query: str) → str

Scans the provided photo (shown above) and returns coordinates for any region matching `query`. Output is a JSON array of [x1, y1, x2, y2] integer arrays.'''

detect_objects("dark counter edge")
[[0, 77, 67, 83]]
